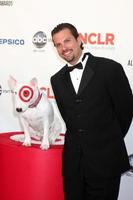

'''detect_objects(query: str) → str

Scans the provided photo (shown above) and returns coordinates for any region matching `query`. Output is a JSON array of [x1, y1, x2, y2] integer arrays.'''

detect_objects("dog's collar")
[[29, 92, 42, 108]]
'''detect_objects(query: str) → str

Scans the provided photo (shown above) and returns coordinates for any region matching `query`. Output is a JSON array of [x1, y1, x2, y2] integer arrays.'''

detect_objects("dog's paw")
[[22, 138, 31, 147], [40, 144, 49, 150], [40, 140, 50, 150]]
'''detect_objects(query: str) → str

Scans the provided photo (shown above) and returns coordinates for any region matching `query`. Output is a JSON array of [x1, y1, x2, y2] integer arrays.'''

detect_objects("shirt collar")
[[67, 51, 85, 67]]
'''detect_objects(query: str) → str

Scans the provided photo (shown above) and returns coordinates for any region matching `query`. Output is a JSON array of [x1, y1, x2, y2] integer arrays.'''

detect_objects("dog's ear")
[[30, 77, 38, 87], [8, 75, 17, 89]]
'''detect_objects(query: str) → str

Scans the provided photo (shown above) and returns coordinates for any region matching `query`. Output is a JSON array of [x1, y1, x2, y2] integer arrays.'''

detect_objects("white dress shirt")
[[69, 53, 89, 93]]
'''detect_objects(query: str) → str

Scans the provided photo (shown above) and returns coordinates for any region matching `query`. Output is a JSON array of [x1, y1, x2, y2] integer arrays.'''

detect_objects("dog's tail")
[[48, 115, 65, 145], [10, 134, 42, 144]]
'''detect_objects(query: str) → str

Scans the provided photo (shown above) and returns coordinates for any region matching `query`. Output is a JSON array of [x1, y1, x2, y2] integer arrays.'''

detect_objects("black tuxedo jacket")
[[51, 53, 133, 179]]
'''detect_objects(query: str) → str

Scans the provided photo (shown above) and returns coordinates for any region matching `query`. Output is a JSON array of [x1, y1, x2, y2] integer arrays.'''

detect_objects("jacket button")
[[78, 129, 85, 133], [75, 99, 82, 103]]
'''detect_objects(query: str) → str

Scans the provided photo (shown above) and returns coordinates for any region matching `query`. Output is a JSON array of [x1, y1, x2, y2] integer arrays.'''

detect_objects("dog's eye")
[[19, 86, 33, 102], [23, 90, 30, 97]]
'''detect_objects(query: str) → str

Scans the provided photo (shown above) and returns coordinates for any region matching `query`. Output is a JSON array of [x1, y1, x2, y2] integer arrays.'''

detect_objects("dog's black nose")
[[16, 108, 22, 112]]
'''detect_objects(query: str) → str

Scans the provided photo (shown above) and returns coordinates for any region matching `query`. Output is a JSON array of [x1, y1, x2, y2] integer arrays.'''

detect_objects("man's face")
[[52, 28, 82, 65]]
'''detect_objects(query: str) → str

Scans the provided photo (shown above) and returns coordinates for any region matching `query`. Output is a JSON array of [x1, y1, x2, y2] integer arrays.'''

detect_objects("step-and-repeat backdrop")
[[0, 0, 133, 199]]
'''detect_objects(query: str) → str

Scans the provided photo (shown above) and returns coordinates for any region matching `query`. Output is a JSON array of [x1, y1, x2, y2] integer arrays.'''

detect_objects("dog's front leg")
[[20, 117, 31, 147], [40, 120, 50, 150]]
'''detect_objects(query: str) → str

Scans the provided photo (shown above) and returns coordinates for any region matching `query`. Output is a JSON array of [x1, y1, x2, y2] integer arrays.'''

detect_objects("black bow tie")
[[67, 62, 83, 72], [66, 53, 89, 72]]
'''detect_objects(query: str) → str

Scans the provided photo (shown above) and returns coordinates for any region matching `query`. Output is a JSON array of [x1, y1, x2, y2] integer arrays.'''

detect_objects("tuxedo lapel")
[[58, 53, 95, 97], [61, 67, 77, 96], [77, 55, 95, 95]]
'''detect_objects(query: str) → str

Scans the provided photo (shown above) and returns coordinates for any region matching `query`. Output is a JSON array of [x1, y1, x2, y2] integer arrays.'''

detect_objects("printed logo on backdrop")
[[32, 31, 47, 52], [0, 85, 12, 96], [79, 32, 115, 51], [0, 1, 13, 6], [128, 59, 133, 66], [0, 84, 54, 99], [0, 85, 2, 95], [125, 154, 133, 177], [0, 38, 25, 46]]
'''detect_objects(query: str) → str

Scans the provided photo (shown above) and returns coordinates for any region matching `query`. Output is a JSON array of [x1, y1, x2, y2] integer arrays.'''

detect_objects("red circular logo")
[[19, 86, 33, 102]]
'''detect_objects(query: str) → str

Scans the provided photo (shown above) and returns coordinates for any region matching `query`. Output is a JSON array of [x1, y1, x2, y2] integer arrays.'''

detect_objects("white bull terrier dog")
[[8, 76, 65, 150]]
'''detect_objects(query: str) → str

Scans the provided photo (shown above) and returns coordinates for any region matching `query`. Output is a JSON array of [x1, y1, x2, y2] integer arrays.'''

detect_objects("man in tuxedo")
[[50, 23, 133, 200]]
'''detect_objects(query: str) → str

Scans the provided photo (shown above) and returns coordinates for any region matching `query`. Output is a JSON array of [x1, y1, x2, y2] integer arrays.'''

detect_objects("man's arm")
[[107, 63, 133, 137]]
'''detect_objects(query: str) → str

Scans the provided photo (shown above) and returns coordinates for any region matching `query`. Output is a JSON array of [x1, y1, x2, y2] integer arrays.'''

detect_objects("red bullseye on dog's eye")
[[19, 86, 33, 102], [23, 90, 30, 97]]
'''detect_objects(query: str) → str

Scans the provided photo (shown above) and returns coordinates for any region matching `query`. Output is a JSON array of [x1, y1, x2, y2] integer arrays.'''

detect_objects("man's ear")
[[77, 35, 82, 45]]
